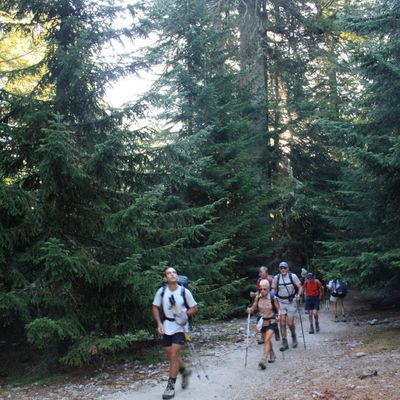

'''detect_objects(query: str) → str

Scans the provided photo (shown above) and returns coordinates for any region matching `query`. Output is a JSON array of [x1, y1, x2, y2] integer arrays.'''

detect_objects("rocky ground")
[[1, 293, 399, 400]]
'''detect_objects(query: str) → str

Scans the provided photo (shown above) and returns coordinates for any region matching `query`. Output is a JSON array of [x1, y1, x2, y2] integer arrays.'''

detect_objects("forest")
[[1, 0, 399, 372]]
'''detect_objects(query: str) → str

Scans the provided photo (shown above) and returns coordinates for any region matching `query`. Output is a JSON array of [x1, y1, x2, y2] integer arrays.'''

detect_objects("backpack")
[[270, 292, 279, 315], [276, 272, 299, 301], [159, 275, 190, 321], [333, 279, 348, 297], [303, 279, 322, 297]]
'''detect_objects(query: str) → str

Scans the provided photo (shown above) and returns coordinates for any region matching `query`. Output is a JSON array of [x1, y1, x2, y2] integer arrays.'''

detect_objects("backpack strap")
[[270, 292, 279, 315], [276, 272, 298, 300], [181, 285, 189, 310], [159, 284, 190, 322]]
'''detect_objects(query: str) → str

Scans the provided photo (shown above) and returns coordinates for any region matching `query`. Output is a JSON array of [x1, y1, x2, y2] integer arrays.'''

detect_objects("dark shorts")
[[305, 296, 320, 311], [162, 332, 185, 347], [261, 322, 278, 333]]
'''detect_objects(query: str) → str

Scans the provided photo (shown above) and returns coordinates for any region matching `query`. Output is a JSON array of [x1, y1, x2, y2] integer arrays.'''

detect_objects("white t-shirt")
[[153, 285, 197, 335], [272, 272, 301, 304]]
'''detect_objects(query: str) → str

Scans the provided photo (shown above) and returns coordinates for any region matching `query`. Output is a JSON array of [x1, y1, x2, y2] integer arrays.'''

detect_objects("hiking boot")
[[268, 350, 276, 363], [258, 357, 267, 370], [334, 315, 339, 322], [342, 315, 347, 322], [279, 338, 289, 351], [162, 380, 175, 399], [181, 368, 192, 390], [309, 325, 315, 334], [274, 328, 280, 341], [292, 334, 298, 348]]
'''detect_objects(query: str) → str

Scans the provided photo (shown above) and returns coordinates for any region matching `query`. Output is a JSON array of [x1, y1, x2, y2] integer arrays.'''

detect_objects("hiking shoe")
[[292, 335, 298, 348], [309, 326, 315, 334], [334, 315, 339, 322], [268, 351, 276, 363], [162, 381, 175, 399], [181, 368, 192, 390], [274, 329, 280, 341], [258, 357, 267, 370], [257, 338, 265, 345], [279, 338, 289, 351], [342, 315, 347, 322]]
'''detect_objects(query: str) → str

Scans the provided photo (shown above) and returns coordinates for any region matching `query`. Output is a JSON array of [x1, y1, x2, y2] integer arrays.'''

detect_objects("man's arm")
[[318, 281, 324, 300], [152, 305, 163, 335], [187, 305, 198, 317]]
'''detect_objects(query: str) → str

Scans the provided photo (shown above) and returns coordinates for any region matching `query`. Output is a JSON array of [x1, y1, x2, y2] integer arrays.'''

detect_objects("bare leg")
[[287, 314, 295, 335], [280, 314, 287, 339], [332, 299, 338, 319], [165, 343, 184, 378], [263, 330, 274, 355]]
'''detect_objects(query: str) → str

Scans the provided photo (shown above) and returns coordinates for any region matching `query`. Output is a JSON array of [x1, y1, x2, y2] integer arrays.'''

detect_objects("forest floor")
[[1, 292, 400, 400]]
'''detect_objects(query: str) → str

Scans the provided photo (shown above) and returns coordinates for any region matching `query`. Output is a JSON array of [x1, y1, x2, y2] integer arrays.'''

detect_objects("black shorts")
[[261, 322, 277, 333], [305, 296, 320, 311], [162, 332, 185, 347]]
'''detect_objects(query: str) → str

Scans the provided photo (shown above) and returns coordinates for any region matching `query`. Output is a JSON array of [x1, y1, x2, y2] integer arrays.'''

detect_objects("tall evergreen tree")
[[136, 0, 276, 292], [320, 0, 400, 297], [0, 0, 232, 368]]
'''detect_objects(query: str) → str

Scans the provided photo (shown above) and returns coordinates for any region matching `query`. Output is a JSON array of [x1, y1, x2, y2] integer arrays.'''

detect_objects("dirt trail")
[[1, 295, 399, 400], [103, 295, 400, 400]]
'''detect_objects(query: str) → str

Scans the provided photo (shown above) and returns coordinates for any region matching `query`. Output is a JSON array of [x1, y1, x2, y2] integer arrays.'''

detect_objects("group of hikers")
[[152, 264, 348, 399]]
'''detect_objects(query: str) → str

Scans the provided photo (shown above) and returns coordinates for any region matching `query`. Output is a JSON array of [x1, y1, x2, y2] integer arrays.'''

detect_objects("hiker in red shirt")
[[255, 266, 274, 292], [300, 272, 323, 334]]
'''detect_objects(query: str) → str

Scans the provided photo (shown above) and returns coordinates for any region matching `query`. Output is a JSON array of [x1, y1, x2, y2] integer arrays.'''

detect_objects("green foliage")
[[59, 331, 149, 367], [319, 0, 400, 294], [0, 292, 30, 327], [26, 318, 83, 349], [2, 0, 400, 373]]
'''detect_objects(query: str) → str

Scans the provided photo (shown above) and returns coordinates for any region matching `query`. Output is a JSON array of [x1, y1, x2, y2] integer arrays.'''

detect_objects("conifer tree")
[[320, 0, 400, 296], [136, 0, 276, 291], [0, 0, 245, 367]]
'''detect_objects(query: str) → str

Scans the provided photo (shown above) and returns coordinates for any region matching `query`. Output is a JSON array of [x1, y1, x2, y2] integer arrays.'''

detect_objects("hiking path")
[[1, 293, 399, 400]]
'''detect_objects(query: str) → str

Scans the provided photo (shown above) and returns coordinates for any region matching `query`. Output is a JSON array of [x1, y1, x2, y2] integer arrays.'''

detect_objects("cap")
[[279, 261, 289, 268], [307, 272, 315, 278]]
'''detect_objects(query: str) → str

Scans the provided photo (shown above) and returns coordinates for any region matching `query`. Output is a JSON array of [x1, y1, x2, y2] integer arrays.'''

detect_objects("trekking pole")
[[245, 313, 251, 367], [185, 331, 209, 380], [296, 301, 307, 349], [186, 338, 201, 379]]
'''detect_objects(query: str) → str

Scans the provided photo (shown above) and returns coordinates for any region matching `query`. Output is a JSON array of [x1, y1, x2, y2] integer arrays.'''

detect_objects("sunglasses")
[[279, 266, 288, 269], [260, 288, 268, 291]]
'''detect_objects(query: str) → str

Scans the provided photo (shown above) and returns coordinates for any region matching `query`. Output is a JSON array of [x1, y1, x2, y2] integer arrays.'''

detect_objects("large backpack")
[[276, 272, 299, 302], [333, 279, 348, 297]]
